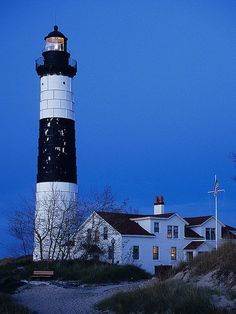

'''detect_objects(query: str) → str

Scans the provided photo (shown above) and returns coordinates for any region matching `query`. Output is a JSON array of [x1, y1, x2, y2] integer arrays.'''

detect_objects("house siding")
[[74, 211, 233, 275]]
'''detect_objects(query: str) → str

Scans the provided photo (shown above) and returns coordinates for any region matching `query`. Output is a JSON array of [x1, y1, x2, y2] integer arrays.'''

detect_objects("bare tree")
[[34, 186, 81, 261], [8, 185, 136, 260], [8, 187, 81, 260], [8, 197, 35, 256], [79, 185, 136, 216]]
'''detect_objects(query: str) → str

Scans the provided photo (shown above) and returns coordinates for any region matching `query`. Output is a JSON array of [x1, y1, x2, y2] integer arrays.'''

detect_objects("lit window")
[[133, 246, 139, 260], [153, 246, 159, 260], [154, 222, 159, 233], [206, 228, 215, 240], [103, 226, 108, 240], [171, 247, 177, 260]]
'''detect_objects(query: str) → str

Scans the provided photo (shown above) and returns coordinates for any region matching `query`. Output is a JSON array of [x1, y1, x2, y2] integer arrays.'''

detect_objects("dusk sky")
[[0, 0, 236, 257]]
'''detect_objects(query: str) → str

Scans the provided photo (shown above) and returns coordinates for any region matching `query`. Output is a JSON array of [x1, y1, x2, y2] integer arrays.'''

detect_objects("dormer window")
[[167, 225, 179, 238], [45, 37, 65, 51], [206, 228, 215, 240]]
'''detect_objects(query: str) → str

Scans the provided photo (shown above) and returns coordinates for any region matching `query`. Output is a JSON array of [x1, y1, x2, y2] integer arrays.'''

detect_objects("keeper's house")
[[75, 196, 236, 274]]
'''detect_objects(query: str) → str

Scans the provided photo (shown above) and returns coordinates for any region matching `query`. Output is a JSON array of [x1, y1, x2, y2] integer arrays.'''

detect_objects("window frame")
[[167, 225, 179, 239], [154, 222, 160, 233], [103, 226, 108, 240], [167, 225, 172, 238], [87, 228, 92, 242], [173, 226, 179, 238], [206, 227, 215, 240], [133, 246, 139, 260], [171, 247, 177, 260], [153, 246, 159, 260], [94, 228, 99, 243]]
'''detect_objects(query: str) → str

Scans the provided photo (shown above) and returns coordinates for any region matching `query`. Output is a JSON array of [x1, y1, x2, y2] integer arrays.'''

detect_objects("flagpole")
[[208, 175, 224, 250], [214, 175, 218, 250]]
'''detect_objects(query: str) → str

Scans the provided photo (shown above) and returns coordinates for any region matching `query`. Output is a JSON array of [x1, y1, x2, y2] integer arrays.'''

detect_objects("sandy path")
[[14, 280, 150, 314]]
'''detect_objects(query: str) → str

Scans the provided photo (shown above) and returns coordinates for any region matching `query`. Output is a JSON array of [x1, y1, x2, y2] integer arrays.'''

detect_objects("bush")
[[0, 256, 33, 294], [190, 241, 236, 285], [0, 277, 24, 294], [0, 293, 33, 314], [0, 256, 149, 287], [32, 260, 150, 283], [96, 280, 228, 314]]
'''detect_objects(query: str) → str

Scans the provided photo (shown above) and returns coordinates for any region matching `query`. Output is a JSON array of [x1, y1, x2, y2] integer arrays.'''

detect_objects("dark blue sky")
[[0, 1, 236, 257]]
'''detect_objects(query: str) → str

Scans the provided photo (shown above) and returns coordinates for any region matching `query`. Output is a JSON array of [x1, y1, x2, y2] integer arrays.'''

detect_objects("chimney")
[[154, 195, 165, 215]]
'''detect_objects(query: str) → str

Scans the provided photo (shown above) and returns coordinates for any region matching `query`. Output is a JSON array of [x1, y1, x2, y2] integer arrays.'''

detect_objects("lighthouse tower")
[[33, 26, 78, 261]]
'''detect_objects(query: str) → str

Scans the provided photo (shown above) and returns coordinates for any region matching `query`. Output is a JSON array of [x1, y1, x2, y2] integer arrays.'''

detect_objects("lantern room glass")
[[45, 37, 65, 51]]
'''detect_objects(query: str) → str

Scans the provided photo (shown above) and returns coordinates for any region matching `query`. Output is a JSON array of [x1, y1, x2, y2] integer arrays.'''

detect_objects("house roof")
[[185, 227, 204, 239], [222, 225, 236, 239], [225, 224, 236, 231], [184, 215, 213, 226], [184, 241, 205, 250], [97, 211, 155, 236], [130, 213, 176, 221]]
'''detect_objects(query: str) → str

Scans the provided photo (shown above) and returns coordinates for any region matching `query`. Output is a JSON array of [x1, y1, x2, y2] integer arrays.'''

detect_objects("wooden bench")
[[32, 270, 54, 279]]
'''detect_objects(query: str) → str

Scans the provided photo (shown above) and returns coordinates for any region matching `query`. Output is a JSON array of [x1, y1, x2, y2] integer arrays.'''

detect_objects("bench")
[[32, 270, 54, 279]]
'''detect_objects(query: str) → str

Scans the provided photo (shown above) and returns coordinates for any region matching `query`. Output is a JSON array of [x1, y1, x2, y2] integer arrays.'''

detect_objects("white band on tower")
[[40, 75, 75, 120]]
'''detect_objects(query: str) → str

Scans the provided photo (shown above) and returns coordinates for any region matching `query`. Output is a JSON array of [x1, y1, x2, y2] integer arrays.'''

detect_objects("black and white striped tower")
[[33, 26, 78, 260]]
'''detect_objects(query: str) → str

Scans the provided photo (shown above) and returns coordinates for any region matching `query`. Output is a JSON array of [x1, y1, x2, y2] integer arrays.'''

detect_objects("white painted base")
[[33, 181, 78, 261]]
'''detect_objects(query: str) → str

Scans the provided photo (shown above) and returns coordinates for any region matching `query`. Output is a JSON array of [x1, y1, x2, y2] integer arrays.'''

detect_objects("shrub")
[[190, 241, 236, 286], [36, 260, 150, 283], [0, 293, 33, 314], [0, 256, 149, 286], [96, 280, 228, 314], [0, 277, 24, 294]]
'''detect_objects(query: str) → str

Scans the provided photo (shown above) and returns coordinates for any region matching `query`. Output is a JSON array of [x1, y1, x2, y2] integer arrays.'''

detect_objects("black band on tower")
[[36, 51, 77, 77], [37, 118, 77, 183]]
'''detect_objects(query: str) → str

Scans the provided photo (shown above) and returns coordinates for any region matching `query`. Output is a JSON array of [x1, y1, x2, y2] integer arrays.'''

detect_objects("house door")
[[186, 251, 193, 262]]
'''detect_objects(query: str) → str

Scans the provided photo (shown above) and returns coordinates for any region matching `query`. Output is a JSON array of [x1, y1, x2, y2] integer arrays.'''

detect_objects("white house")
[[74, 196, 236, 274]]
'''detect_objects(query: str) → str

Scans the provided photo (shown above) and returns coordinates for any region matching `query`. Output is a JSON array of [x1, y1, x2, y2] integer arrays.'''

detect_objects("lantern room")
[[44, 25, 68, 52], [36, 25, 77, 78], [45, 37, 65, 51]]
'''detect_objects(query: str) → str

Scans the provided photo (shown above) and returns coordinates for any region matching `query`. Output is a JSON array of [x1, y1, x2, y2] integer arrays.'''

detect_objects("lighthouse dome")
[[45, 25, 68, 40]]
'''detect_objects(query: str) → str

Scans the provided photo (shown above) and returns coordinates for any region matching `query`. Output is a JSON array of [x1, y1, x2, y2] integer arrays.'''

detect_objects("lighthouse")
[[33, 26, 78, 261]]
